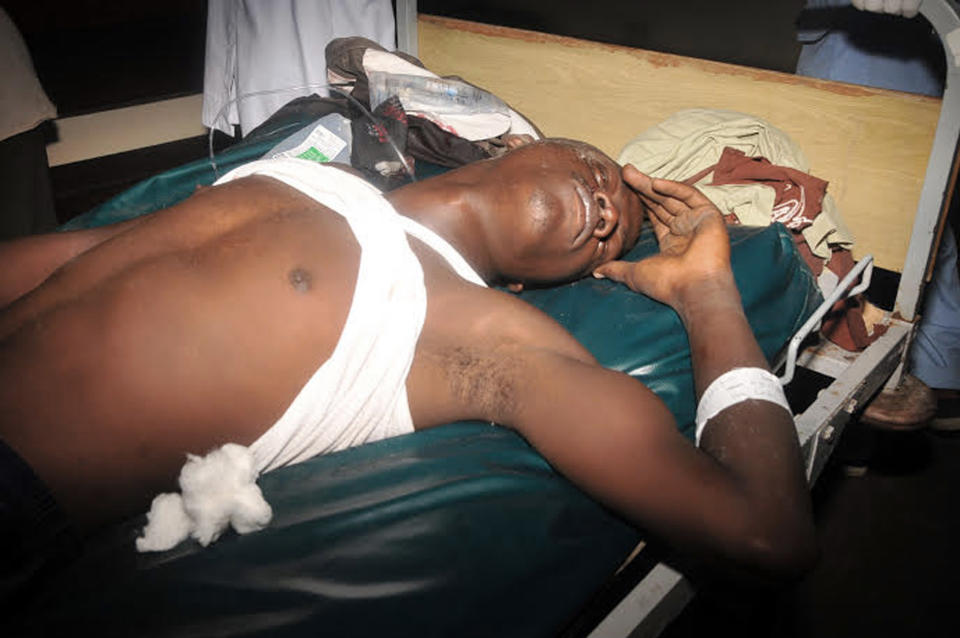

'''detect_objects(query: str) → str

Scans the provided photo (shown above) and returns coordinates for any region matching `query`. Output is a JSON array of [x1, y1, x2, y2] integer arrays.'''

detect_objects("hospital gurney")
[[19, 1, 960, 636]]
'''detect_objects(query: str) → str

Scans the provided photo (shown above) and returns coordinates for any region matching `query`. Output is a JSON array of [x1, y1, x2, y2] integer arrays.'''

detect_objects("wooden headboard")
[[417, 15, 943, 272]]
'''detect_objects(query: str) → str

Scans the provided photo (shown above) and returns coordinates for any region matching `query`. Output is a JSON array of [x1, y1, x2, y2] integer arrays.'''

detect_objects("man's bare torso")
[[0, 175, 592, 528]]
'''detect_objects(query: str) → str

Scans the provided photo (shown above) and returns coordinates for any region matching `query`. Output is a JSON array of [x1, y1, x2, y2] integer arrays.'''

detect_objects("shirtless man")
[[0, 138, 815, 578]]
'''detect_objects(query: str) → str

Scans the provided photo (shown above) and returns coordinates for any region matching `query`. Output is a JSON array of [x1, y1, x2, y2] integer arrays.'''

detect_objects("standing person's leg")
[[0, 7, 58, 240], [912, 188, 960, 430], [911, 223, 960, 391]]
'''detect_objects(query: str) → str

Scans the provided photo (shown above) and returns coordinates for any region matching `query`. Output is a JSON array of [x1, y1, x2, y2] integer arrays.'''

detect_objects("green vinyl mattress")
[[25, 116, 822, 637]]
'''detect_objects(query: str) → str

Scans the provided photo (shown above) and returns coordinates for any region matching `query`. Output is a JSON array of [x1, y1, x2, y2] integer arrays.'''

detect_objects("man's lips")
[[572, 180, 595, 247]]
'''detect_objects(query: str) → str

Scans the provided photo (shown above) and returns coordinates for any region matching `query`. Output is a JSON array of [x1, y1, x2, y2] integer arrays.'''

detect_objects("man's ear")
[[592, 192, 621, 240], [503, 134, 535, 150], [506, 282, 525, 292]]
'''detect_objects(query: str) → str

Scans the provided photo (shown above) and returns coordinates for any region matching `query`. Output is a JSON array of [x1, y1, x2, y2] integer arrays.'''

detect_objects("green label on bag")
[[297, 147, 331, 162]]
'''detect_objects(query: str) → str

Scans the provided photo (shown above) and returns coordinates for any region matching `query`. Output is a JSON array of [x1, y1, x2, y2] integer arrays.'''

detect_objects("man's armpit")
[[436, 341, 524, 426]]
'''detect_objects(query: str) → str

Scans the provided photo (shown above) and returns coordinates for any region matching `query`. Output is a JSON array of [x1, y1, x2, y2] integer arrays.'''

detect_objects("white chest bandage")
[[218, 159, 484, 472], [138, 158, 486, 552], [695, 367, 792, 446]]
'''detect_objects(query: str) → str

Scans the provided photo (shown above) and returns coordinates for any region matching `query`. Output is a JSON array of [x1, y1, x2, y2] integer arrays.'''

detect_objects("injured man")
[[0, 137, 815, 580]]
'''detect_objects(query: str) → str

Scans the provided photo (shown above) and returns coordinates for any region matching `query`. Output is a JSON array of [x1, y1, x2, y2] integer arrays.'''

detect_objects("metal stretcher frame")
[[397, 1, 960, 636]]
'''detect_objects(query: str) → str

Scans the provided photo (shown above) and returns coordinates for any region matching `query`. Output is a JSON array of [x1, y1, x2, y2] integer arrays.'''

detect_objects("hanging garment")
[[203, 0, 396, 136]]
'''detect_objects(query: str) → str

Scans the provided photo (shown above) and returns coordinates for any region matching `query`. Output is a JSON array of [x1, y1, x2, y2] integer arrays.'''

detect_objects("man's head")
[[482, 138, 646, 290]]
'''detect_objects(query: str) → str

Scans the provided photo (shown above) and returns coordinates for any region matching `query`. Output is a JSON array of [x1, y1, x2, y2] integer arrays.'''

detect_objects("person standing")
[[0, 7, 58, 241]]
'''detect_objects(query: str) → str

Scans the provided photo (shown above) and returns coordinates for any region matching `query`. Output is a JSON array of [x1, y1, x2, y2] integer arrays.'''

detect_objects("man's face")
[[493, 140, 646, 288]]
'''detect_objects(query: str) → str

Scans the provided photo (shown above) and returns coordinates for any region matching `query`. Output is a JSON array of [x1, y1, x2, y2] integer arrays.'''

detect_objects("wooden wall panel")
[[418, 15, 942, 271]]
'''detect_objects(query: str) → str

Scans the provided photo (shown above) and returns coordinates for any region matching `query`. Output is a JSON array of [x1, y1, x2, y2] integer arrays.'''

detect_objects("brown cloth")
[[701, 147, 883, 351], [711, 147, 828, 231]]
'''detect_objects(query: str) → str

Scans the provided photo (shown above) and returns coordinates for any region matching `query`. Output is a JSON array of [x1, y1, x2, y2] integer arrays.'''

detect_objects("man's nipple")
[[287, 267, 313, 293]]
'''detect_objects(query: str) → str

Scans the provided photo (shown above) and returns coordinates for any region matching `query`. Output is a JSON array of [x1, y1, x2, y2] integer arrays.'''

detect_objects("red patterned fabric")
[[710, 147, 829, 231]]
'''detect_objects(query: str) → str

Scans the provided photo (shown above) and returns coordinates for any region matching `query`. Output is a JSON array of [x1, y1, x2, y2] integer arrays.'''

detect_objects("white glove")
[[852, 0, 922, 18]]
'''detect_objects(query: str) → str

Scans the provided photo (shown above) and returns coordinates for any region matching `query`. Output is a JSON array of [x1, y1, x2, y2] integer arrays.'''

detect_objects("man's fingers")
[[640, 187, 712, 238], [638, 192, 675, 227], [623, 165, 672, 205], [646, 207, 671, 243], [902, 0, 921, 17], [892, 0, 920, 17], [627, 171, 688, 220], [855, 0, 918, 17], [621, 164, 652, 191], [650, 177, 714, 209], [594, 258, 665, 299], [593, 259, 631, 283], [623, 164, 722, 236], [623, 164, 713, 214]]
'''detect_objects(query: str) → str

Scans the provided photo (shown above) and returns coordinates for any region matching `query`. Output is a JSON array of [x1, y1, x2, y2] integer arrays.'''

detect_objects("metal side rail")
[[586, 562, 694, 638], [796, 319, 912, 483], [778, 255, 874, 385]]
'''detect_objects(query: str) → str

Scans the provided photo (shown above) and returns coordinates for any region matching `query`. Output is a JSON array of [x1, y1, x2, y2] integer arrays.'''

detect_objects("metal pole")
[[396, 0, 418, 57]]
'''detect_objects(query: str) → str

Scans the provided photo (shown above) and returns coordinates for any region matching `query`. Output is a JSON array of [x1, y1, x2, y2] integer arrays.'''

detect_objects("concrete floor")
[[664, 424, 960, 638]]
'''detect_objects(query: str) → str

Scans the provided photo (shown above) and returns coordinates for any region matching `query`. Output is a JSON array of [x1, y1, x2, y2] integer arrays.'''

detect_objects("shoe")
[[930, 389, 960, 432], [861, 374, 936, 431]]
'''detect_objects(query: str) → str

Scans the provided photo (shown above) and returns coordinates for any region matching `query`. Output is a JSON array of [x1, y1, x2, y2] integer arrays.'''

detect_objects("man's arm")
[[0, 218, 144, 308], [511, 167, 815, 578]]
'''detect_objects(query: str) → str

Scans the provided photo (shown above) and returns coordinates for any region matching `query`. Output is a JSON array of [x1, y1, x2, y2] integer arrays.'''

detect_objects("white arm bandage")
[[695, 367, 792, 446]]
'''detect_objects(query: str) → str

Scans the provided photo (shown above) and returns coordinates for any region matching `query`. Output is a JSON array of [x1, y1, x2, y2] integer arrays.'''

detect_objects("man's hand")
[[852, 0, 921, 18], [593, 165, 734, 312]]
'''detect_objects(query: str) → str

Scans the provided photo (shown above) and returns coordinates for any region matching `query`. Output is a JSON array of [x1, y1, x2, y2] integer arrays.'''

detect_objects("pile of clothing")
[[254, 37, 540, 190], [620, 109, 882, 351]]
